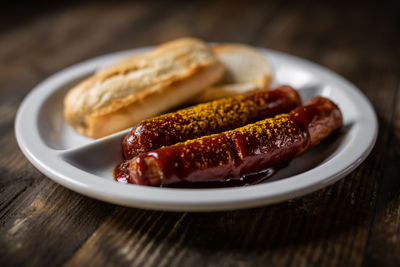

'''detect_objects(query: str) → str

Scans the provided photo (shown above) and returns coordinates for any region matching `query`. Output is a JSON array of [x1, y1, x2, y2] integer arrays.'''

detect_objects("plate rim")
[[15, 46, 378, 211]]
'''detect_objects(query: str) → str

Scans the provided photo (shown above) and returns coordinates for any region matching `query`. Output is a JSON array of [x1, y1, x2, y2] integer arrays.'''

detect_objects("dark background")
[[1, 1, 399, 266]]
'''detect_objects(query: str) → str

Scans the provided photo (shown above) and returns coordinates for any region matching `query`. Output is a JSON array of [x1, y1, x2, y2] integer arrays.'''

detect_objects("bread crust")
[[213, 44, 272, 88], [64, 38, 224, 138], [191, 43, 272, 103]]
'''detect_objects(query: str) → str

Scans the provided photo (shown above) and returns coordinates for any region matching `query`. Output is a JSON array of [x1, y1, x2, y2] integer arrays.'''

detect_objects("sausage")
[[122, 85, 301, 159], [119, 96, 342, 187]]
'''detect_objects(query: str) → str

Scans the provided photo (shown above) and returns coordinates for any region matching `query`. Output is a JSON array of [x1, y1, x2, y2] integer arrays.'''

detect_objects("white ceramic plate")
[[15, 46, 377, 211]]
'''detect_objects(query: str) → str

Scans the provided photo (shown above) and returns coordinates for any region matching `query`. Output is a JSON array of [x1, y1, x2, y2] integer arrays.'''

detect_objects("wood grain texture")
[[0, 1, 399, 266]]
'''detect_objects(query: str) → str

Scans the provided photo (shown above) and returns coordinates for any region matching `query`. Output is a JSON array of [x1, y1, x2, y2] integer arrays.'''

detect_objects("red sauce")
[[113, 111, 307, 188], [113, 160, 130, 184], [113, 96, 342, 188], [122, 86, 301, 160], [113, 160, 290, 188]]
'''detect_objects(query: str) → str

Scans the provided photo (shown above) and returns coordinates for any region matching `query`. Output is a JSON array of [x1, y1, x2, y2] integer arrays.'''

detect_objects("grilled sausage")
[[118, 96, 342, 187], [122, 86, 301, 159]]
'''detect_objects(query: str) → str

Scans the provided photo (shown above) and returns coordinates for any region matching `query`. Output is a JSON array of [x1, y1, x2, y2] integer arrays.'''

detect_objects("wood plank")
[[363, 80, 400, 267], [0, 1, 163, 226], [65, 2, 399, 267], [0, 1, 399, 266], [0, 181, 114, 266], [0, 2, 167, 266]]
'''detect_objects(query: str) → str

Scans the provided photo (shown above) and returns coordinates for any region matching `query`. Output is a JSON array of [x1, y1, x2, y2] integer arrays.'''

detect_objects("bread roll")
[[64, 38, 224, 138], [191, 43, 272, 103]]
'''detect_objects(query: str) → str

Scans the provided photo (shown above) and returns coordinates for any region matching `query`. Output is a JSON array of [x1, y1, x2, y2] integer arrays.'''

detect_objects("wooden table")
[[1, 1, 399, 266]]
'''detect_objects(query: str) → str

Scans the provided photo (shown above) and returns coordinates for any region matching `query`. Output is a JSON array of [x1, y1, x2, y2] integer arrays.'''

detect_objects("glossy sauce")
[[114, 160, 130, 184], [122, 86, 301, 159], [113, 112, 306, 188], [114, 96, 342, 188], [114, 160, 290, 188]]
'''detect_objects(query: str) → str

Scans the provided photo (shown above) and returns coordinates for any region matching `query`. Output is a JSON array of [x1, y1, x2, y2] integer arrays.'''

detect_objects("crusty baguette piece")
[[190, 44, 272, 103], [64, 38, 224, 138]]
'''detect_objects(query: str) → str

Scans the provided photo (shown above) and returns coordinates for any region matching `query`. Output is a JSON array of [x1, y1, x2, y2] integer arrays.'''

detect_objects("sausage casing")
[[121, 97, 342, 187], [122, 86, 301, 159]]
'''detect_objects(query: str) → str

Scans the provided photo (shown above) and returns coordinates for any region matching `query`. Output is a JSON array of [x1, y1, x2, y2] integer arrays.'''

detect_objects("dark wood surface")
[[1, 1, 399, 266]]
